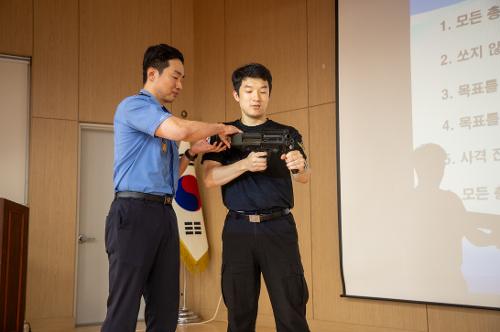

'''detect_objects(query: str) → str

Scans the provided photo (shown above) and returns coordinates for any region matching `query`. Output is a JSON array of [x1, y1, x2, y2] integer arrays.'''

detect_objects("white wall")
[[0, 55, 30, 205]]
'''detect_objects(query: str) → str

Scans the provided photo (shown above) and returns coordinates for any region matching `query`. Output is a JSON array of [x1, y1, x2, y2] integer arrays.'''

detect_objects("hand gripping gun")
[[210, 129, 300, 174]]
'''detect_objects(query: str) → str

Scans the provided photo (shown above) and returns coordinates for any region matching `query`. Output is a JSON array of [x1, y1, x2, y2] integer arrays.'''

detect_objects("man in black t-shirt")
[[202, 63, 310, 332]]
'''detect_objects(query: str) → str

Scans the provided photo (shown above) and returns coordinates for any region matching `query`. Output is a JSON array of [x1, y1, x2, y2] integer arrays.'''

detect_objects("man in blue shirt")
[[102, 44, 239, 332]]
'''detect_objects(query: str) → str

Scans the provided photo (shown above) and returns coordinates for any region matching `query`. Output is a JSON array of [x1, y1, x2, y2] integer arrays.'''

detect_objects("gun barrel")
[[231, 132, 261, 147], [208, 129, 294, 151]]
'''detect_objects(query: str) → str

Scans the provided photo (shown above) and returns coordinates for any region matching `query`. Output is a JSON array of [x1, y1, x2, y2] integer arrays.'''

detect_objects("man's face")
[[233, 77, 270, 120], [149, 59, 184, 104]]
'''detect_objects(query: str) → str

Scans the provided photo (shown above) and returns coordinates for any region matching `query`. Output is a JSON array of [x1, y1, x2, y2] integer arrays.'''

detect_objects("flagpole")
[[178, 263, 201, 325], [183, 264, 187, 308]]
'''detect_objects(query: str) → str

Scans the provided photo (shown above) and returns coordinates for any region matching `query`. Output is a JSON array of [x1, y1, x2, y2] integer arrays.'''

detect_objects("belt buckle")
[[248, 214, 261, 223], [164, 196, 172, 204]]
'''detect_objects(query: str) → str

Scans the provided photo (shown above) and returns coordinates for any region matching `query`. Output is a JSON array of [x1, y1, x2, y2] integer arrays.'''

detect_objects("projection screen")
[[337, 0, 500, 309]]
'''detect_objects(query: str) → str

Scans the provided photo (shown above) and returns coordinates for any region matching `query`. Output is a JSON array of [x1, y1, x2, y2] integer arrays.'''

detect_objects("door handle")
[[78, 234, 96, 244]]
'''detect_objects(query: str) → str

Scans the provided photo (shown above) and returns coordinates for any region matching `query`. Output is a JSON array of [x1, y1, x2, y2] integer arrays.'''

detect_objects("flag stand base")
[[178, 306, 201, 325], [178, 263, 201, 325]]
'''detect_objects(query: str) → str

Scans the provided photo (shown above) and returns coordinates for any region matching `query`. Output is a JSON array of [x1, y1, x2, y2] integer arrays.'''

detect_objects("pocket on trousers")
[[221, 214, 231, 239], [104, 212, 117, 255], [221, 262, 256, 311], [117, 225, 144, 267], [115, 201, 151, 267], [285, 263, 309, 307]]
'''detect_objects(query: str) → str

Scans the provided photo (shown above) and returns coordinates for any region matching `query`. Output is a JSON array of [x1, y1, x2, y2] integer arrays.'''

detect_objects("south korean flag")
[[173, 141, 209, 273]]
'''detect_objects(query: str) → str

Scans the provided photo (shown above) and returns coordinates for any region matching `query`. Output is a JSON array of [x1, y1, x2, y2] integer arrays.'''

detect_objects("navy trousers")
[[221, 212, 310, 332], [101, 197, 180, 332]]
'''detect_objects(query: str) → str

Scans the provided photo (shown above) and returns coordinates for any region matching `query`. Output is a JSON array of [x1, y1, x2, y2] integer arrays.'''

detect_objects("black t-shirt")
[[201, 119, 306, 212]]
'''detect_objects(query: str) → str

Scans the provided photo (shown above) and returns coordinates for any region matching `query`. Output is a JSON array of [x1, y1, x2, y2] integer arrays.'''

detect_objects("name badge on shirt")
[[162, 139, 167, 153]]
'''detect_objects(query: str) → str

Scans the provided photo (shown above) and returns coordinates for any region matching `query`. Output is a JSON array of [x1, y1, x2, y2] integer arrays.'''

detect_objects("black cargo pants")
[[221, 212, 310, 332], [101, 197, 180, 332]]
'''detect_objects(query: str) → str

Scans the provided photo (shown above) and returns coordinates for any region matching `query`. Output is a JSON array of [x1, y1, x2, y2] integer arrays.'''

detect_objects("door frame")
[[74, 123, 114, 323]]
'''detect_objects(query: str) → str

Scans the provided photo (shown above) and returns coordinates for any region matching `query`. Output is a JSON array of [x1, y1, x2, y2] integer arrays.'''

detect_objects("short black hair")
[[142, 43, 184, 84], [231, 63, 272, 96]]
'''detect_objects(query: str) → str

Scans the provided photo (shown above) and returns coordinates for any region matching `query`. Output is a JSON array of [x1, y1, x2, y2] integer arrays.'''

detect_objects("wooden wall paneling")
[[32, 0, 78, 120], [307, 0, 335, 106], [26, 118, 78, 320], [224, 0, 308, 119], [194, 0, 226, 124], [267, 109, 312, 319], [79, 0, 172, 124], [0, 0, 33, 56], [309, 104, 428, 331], [427, 306, 500, 332], [172, 0, 197, 310], [193, 0, 227, 318], [171, 0, 195, 119], [309, 103, 337, 321]]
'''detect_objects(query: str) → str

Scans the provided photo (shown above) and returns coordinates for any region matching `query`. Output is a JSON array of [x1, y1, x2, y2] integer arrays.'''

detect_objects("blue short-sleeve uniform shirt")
[[113, 89, 179, 195]]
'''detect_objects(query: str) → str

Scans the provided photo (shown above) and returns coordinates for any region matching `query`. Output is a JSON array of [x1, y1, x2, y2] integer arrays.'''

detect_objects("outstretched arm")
[[155, 116, 240, 146]]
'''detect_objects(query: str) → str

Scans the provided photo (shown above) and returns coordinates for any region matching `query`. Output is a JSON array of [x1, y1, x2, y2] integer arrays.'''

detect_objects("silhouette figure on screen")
[[410, 143, 499, 301]]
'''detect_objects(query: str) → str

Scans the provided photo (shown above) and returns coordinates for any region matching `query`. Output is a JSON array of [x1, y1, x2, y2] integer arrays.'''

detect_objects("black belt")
[[228, 208, 291, 223], [115, 191, 173, 205]]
